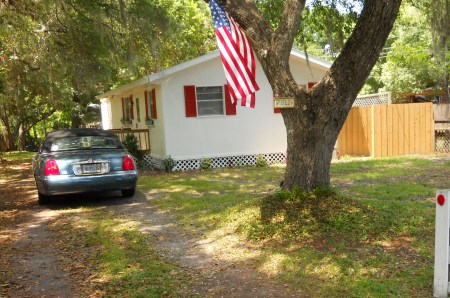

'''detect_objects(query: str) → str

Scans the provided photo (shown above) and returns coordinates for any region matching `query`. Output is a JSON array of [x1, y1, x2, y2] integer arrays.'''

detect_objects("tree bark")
[[224, 0, 402, 191]]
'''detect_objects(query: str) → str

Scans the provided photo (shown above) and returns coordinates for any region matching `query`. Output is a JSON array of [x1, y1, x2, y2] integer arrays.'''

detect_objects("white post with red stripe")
[[434, 190, 450, 297]]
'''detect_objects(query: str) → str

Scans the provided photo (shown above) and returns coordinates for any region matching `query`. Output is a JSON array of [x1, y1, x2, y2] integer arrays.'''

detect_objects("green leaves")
[[380, 4, 434, 94], [0, 0, 216, 149], [363, 1, 448, 97]]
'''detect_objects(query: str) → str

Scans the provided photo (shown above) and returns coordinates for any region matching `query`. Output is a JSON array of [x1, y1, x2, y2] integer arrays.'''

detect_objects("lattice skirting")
[[142, 152, 287, 171], [435, 130, 450, 153], [353, 92, 391, 107], [142, 155, 165, 170]]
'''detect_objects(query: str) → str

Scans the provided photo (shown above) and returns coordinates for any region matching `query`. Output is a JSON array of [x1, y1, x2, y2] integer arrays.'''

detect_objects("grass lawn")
[[139, 155, 450, 297], [3, 152, 447, 296]]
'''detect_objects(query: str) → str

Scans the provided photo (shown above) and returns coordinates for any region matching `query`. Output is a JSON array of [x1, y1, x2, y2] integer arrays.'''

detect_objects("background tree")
[[298, 4, 357, 60], [0, 0, 215, 150], [429, 0, 449, 99], [380, 3, 435, 95], [255, 1, 358, 61], [0, 2, 68, 150], [362, 0, 449, 99]]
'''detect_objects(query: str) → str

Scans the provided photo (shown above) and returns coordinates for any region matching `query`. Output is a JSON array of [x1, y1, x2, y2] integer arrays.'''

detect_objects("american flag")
[[209, 0, 259, 108]]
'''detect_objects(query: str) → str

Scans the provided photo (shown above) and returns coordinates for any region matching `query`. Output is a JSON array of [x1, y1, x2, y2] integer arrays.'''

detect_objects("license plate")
[[82, 163, 101, 174]]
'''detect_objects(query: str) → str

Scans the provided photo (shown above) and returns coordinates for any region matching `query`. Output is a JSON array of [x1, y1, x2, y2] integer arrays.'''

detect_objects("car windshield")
[[49, 136, 123, 152]]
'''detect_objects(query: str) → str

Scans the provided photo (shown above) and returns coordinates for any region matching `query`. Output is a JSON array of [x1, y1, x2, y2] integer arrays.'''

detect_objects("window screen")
[[196, 86, 224, 116]]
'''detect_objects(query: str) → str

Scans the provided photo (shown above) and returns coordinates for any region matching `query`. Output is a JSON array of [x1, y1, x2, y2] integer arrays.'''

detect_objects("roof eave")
[[96, 49, 331, 100], [96, 51, 221, 100]]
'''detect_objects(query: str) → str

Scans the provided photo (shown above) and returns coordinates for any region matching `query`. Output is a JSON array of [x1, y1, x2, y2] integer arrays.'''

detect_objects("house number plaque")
[[273, 97, 295, 108]]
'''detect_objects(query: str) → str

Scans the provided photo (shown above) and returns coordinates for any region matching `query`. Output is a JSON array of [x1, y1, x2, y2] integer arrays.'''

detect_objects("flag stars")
[[210, 0, 231, 31]]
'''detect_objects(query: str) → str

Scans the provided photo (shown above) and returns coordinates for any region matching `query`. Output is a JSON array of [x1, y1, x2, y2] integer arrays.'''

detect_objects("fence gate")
[[434, 104, 450, 152], [434, 190, 450, 297]]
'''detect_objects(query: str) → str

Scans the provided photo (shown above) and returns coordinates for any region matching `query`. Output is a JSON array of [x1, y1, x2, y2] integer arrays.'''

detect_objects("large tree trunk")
[[224, 0, 403, 191]]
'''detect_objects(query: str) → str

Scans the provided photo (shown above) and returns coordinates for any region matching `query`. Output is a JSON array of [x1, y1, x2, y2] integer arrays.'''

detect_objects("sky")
[[305, 0, 363, 13]]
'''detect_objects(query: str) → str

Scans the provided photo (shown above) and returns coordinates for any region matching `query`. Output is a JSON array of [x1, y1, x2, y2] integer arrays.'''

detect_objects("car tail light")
[[122, 155, 135, 171], [44, 159, 60, 176]]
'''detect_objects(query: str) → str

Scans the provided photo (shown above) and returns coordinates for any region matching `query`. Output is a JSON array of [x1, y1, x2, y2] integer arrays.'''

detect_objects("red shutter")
[[308, 82, 317, 90], [121, 97, 125, 119], [144, 91, 149, 118], [130, 95, 135, 119], [184, 85, 197, 117], [151, 89, 157, 119], [224, 85, 236, 116]]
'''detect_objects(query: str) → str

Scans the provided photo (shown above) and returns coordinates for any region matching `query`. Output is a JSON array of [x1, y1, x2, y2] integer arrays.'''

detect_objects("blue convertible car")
[[33, 128, 138, 204]]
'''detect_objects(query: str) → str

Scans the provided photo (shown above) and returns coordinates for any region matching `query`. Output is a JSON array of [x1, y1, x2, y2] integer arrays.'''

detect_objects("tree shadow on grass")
[[248, 187, 405, 246]]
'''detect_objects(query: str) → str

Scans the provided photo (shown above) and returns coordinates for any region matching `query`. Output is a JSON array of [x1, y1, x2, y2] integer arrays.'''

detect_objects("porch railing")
[[110, 129, 150, 153]]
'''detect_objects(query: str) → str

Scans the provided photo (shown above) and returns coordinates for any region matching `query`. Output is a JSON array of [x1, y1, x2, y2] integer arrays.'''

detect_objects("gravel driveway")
[[0, 158, 299, 297]]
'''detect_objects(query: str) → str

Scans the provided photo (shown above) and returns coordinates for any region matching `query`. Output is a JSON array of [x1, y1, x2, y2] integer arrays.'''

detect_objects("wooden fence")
[[337, 102, 434, 157]]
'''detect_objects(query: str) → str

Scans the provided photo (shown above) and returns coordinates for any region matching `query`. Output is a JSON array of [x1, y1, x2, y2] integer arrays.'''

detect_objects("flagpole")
[[243, 30, 262, 49]]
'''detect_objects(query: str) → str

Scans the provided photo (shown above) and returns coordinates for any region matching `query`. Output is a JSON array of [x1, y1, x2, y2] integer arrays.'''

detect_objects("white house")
[[97, 49, 331, 170]]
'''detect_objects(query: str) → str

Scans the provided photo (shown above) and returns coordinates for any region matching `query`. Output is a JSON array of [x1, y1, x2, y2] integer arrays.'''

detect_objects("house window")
[[196, 86, 224, 116], [136, 98, 140, 122], [145, 89, 158, 120], [148, 92, 154, 118], [125, 98, 131, 120], [184, 85, 235, 117], [122, 96, 133, 122]]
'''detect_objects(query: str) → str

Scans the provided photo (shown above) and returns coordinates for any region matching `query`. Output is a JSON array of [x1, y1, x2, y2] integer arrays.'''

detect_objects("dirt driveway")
[[0, 158, 298, 297]]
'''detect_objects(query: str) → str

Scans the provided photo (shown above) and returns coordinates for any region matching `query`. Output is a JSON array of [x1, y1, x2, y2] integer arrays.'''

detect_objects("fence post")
[[434, 189, 450, 297]]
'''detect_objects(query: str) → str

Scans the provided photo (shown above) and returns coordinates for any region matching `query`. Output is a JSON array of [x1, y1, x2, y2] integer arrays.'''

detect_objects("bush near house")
[[122, 134, 144, 168]]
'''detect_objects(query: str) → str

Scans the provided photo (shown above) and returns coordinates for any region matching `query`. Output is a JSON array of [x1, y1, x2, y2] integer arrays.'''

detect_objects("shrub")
[[255, 154, 268, 167], [199, 158, 212, 170], [122, 134, 144, 168], [164, 155, 177, 172]]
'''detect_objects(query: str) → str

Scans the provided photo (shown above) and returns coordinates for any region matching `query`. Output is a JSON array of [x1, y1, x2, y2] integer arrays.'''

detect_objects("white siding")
[[149, 86, 166, 159], [100, 51, 330, 161], [100, 98, 112, 130], [161, 58, 286, 160], [110, 96, 123, 129], [289, 54, 329, 84]]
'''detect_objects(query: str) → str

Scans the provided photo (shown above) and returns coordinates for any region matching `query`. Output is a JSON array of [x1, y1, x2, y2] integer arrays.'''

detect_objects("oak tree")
[[219, 0, 403, 190]]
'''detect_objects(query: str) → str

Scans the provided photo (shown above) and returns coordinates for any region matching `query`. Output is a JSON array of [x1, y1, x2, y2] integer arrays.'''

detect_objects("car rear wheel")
[[38, 192, 52, 205], [121, 188, 135, 197]]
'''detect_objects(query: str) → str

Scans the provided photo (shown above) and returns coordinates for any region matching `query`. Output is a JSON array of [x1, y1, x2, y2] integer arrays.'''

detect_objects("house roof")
[[96, 49, 331, 99]]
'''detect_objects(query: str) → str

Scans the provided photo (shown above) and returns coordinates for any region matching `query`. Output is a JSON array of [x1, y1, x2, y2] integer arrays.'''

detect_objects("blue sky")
[[305, 0, 363, 13]]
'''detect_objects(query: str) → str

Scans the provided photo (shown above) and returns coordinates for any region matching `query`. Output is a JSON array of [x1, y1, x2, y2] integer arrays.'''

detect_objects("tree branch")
[[61, 0, 125, 37], [23, 108, 57, 131], [219, 0, 273, 51], [273, 0, 305, 62], [16, 59, 40, 71]]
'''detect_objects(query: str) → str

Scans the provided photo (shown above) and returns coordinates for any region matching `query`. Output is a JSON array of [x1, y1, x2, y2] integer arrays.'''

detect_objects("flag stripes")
[[209, 0, 259, 108]]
